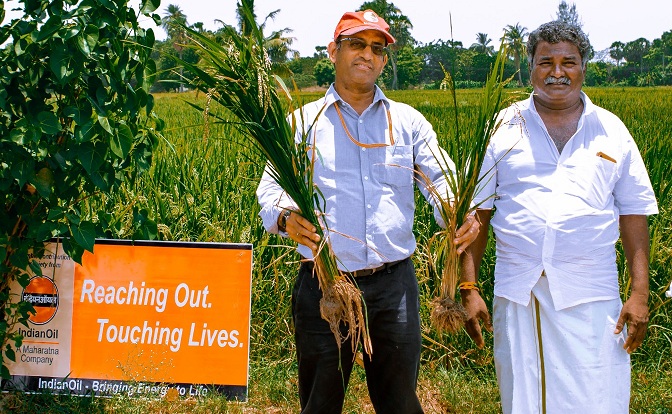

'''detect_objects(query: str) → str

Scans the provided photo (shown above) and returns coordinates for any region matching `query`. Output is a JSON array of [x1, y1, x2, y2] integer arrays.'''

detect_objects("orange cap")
[[333, 10, 396, 45]]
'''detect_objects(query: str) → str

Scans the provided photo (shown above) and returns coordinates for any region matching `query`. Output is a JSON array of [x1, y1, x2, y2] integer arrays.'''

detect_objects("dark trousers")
[[292, 258, 424, 414]]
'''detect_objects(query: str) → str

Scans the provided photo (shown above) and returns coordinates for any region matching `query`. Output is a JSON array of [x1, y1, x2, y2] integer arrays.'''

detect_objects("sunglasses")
[[338, 37, 388, 56]]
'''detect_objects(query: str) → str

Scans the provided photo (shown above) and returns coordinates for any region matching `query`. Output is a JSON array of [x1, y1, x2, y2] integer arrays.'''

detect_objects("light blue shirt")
[[256, 85, 453, 272]]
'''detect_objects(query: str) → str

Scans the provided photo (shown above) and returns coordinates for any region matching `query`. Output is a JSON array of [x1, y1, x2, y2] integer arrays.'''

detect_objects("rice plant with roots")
[[421, 44, 515, 334], [175, 6, 371, 355]]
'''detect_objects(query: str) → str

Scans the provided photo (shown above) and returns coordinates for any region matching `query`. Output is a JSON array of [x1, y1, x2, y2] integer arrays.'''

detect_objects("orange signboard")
[[5, 240, 253, 400]]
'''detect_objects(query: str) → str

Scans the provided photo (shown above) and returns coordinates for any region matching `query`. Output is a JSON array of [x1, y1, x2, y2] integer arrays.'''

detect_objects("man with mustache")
[[460, 21, 658, 413], [256, 9, 479, 414]]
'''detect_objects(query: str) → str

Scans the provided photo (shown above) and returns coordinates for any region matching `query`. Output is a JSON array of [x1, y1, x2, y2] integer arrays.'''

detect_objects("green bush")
[[0, 0, 162, 377]]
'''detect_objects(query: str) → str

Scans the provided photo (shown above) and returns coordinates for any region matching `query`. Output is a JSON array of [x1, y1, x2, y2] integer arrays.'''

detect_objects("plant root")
[[320, 276, 372, 356], [430, 296, 468, 334]]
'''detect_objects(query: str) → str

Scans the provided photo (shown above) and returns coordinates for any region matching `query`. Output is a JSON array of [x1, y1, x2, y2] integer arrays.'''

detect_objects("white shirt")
[[476, 92, 658, 310], [257, 85, 453, 272]]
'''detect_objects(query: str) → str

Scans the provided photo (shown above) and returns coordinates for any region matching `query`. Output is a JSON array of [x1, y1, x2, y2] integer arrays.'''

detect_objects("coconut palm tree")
[[610, 41, 625, 67], [236, 0, 258, 37], [229, 0, 296, 76], [624, 37, 651, 74], [162, 4, 188, 91], [162, 4, 188, 53], [471, 32, 495, 56], [502, 23, 528, 85]]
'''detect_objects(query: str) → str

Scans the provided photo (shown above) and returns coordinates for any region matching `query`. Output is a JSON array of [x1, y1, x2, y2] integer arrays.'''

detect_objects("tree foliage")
[[501, 23, 528, 86], [556, 1, 582, 27], [0, 0, 162, 377], [394, 45, 423, 88], [314, 58, 336, 87], [359, 0, 414, 90], [625, 38, 651, 73], [154, 1, 672, 90], [610, 41, 626, 67], [418, 39, 464, 88], [151, 2, 670, 91], [235, 0, 295, 75], [471, 33, 495, 56]]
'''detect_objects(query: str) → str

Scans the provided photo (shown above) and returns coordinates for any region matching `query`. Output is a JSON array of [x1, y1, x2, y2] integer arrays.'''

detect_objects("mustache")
[[544, 76, 571, 85]]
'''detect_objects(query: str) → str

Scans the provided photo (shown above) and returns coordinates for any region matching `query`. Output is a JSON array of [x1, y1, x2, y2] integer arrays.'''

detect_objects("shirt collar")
[[324, 84, 390, 111]]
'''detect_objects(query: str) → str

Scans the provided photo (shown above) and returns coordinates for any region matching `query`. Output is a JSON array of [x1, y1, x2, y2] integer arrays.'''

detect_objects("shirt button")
[[367, 204, 372, 209], [359, 120, 363, 124], [362, 148, 366, 152], [364, 176, 369, 180]]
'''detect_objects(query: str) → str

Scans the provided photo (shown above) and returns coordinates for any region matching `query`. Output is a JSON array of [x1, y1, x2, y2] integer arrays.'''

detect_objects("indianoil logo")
[[22, 276, 59, 325]]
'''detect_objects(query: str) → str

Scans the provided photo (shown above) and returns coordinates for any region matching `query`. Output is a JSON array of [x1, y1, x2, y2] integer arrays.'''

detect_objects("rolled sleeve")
[[256, 164, 298, 235]]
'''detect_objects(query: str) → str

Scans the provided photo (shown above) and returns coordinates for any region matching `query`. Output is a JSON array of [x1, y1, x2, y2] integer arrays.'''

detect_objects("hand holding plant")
[[176, 6, 371, 355], [422, 44, 514, 334]]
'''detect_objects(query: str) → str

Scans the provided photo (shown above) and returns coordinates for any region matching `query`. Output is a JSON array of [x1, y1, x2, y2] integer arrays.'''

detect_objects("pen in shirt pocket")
[[596, 151, 617, 163]]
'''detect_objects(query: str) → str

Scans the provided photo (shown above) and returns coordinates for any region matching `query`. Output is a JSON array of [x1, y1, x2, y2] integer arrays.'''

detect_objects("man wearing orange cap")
[[257, 9, 478, 414]]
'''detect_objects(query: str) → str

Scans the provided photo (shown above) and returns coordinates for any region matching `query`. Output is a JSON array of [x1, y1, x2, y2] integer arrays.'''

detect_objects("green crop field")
[[3, 87, 671, 413]]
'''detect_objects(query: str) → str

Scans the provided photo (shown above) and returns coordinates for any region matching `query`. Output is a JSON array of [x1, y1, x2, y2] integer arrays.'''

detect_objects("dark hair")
[[527, 21, 592, 69]]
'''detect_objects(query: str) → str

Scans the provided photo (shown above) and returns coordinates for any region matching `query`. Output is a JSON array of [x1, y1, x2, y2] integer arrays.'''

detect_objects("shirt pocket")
[[372, 144, 414, 188], [559, 149, 618, 210]]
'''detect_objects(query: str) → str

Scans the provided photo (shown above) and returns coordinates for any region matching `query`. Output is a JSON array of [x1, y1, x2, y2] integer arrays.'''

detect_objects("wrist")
[[629, 291, 649, 302], [458, 281, 480, 292], [277, 209, 292, 233]]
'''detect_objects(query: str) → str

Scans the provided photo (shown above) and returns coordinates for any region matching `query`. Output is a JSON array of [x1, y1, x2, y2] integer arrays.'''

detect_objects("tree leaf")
[[11, 159, 34, 188], [144, 27, 155, 49], [1, 364, 10, 379], [62, 238, 85, 265], [28, 259, 43, 277], [111, 123, 133, 158], [35, 16, 62, 42], [75, 120, 96, 142], [97, 115, 113, 135], [64, 103, 93, 125], [77, 142, 107, 174], [76, 24, 99, 56], [13, 37, 27, 56], [90, 162, 119, 191], [4, 348, 15, 363], [9, 128, 27, 145], [140, 0, 160, 14], [89, 168, 114, 192], [133, 208, 158, 240], [70, 221, 96, 253], [145, 93, 154, 115], [17, 273, 32, 289], [63, 25, 81, 41], [143, 58, 157, 89], [32, 167, 54, 198], [37, 111, 62, 135], [50, 43, 77, 84], [9, 244, 29, 271], [26, 126, 42, 144]]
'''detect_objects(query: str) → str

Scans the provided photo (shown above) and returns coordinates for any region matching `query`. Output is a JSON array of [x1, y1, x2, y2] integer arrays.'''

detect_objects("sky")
[[143, 0, 672, 57], [3, 0, 671, 57]]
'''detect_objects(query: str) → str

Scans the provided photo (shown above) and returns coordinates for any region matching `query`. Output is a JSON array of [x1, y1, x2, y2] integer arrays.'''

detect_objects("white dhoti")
[[493, 275, 631, 414]]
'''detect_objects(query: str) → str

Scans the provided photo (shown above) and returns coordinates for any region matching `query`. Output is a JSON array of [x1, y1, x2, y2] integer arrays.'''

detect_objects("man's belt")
[[345, 258, 407, 278]]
